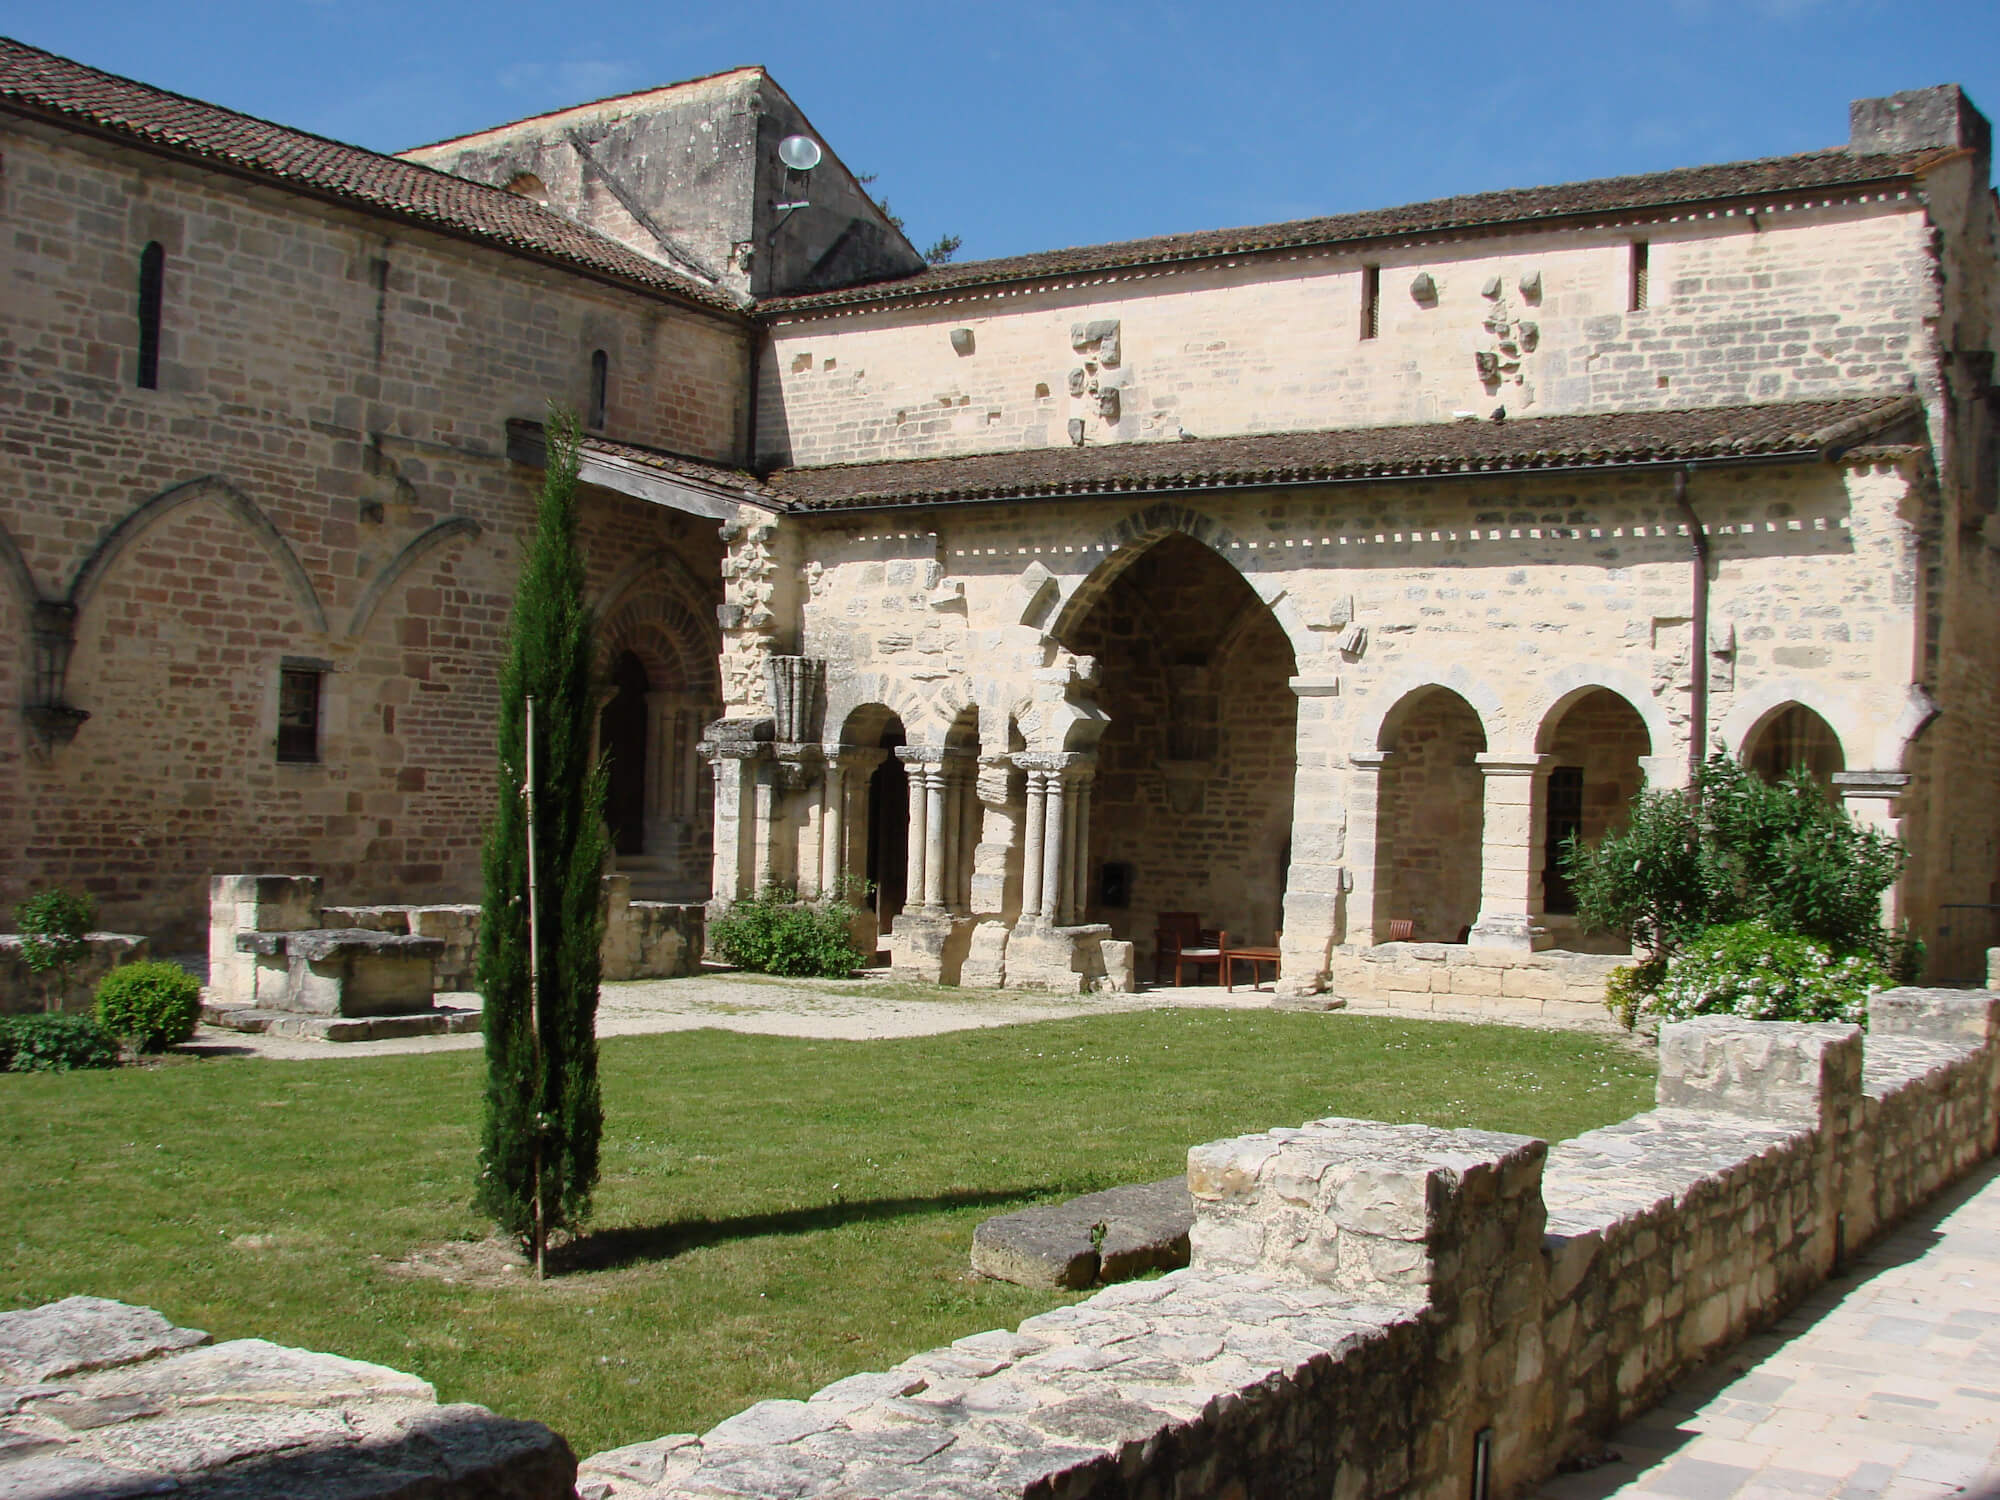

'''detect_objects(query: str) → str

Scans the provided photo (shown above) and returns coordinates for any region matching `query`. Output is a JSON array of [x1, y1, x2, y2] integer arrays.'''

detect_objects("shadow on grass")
[[555, 1186, 1054, 1273]]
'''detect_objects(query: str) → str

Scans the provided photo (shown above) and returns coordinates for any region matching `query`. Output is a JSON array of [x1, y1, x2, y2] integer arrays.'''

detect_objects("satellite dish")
[[778, 134, 823, 172]]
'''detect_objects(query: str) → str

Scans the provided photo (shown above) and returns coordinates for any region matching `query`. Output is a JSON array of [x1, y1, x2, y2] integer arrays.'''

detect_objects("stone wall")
[[759, 203, 1940, 469], [0, 1296, 573, 1497], [744, 451, 1942, 996], [0, 932, 149, 1014], [584, 988, 2000, 1499], [0, 119, 738, 946]]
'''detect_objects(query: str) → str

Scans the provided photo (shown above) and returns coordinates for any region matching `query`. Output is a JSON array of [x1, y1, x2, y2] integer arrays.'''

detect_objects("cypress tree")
[[475, 407, 609, 1276]]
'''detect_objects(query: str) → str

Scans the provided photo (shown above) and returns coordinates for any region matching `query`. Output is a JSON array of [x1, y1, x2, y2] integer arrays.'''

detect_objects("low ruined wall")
[[1320, 942, 1625, 1026], [0, 1296, 574, 1497], [0, 933, 150, 1014], [586, 988, 2000, 1499]]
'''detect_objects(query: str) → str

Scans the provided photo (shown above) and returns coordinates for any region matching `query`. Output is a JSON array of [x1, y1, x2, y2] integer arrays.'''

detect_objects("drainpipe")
[[1675, 464, 1709, 791], [743, 331, 762, 472]]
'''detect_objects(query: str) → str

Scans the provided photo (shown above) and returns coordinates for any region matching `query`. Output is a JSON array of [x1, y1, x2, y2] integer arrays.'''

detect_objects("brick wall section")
[[0, 123, 738, 942], [759, 203, 1940, 468]]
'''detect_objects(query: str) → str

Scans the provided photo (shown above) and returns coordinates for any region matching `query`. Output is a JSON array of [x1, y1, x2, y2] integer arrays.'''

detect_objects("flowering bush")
[[1651, 919, 1885, 1025]]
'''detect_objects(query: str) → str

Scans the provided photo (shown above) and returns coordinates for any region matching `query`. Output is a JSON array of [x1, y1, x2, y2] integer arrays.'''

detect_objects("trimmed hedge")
[[94, 961, 202, 1053], [0, 1014, 122, 1072]]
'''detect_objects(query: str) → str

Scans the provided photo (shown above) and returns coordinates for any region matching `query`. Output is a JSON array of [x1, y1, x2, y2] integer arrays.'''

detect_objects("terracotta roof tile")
[[0, 36, 745, 316], [765, 397, 1923, 511], [761, 149, 1948, 315]]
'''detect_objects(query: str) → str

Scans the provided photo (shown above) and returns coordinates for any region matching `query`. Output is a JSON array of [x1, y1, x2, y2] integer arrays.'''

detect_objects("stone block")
[[958, 919, 1010, 988], [1656, 1017, 1863, 1129], [411, 906, 483, 990], [1870, 986, 2000, 1047], [208, 874, 322, 1005], [971, 1179, 1191, 1290], [235, 929, 443, 1017]]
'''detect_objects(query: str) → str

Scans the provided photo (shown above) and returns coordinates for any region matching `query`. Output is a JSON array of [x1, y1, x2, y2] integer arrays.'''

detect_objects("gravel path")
[[184, 972, 1276, 1061]]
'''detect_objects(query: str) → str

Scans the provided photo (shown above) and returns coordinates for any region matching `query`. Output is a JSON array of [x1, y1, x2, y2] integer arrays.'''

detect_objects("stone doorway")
[[848, 711, 909, 926], [1058, 532, 1298, 977], [1374, 687, 1488, 943], [601, 651, 651, 856]]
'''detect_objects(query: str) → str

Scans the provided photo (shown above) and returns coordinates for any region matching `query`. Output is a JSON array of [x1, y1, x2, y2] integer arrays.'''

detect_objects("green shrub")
[[13, 886, 97, 1012], [0, 1014, 122, 1073], [1650, 919, 1885, 1025], [708, 885, 866, 978], [93, 961, 202, 1053], [1564, 756, 1906, 965]]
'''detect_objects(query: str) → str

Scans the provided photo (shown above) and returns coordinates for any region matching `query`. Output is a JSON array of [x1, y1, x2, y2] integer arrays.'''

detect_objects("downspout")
[[1675, 464, 1710, 790]]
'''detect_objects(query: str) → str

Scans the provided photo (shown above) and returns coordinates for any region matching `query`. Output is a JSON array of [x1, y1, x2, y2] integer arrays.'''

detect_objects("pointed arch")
[[593, 544, 716, 624], [345, 517, 482, 638], [1719, 680, 1869, 770], [1049, 502, 1246, 644], [1525, 664, 1672, 763], [68, 476, 326, 632], [0, 521, 40, 615]]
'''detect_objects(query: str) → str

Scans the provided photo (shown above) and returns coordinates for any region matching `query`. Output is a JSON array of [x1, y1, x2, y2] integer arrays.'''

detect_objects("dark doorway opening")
[[866, 723, 909, 923], [601, 651, 650, 856]]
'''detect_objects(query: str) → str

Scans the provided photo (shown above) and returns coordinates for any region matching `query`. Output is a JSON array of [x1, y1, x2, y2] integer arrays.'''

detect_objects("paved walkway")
[[1536, 1158, 2000, 1500]]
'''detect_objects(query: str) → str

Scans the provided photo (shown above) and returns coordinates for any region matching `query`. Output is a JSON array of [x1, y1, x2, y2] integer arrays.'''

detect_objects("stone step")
[[202, 1002, 481, 1043], [971, 1177, 1192, 1289]]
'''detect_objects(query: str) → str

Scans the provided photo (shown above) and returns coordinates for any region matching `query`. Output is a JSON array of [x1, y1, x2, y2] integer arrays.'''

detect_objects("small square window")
[[277, 667, 322, 763]]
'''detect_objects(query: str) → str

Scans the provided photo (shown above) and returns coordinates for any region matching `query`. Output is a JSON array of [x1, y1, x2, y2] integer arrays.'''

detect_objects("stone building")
[[2, 38, 1996, 996]]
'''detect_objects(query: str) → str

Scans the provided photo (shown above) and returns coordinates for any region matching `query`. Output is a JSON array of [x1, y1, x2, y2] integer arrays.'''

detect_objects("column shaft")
[[1021, 772, 1047, 920], [905, 766, 928, 916], [924, 767, 948, 909], [820, 767, 846, 896], [1041, 773, 1068, 923]]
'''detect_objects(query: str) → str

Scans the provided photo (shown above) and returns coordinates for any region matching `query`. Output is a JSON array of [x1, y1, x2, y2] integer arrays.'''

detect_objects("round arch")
[[1352, 665, 1508, 754]]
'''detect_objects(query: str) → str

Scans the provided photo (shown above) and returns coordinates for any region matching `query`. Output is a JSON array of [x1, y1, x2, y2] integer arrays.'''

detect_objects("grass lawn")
[[0, 1007, 1653, 1457]]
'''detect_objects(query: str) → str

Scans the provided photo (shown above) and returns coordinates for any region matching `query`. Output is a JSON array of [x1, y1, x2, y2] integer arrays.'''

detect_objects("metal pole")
[[524, 693, 544, 1280]]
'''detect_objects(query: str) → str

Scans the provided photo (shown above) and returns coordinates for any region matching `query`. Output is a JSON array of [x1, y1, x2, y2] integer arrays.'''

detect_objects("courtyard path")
[[1535, 1157, 2000, 1500], [184, 971, 1278, 1060]]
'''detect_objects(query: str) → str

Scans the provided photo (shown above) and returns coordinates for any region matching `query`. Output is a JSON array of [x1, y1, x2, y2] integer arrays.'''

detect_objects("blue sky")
[[4, 1, 1995, 263]]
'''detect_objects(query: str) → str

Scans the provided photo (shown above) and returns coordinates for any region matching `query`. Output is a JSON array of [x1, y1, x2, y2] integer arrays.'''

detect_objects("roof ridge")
[[398, 64, 768, 156]]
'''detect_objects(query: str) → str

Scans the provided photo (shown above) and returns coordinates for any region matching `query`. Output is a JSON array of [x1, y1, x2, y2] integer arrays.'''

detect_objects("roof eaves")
[[0, 87, 751, 323], [755, 156, 1944, 319]]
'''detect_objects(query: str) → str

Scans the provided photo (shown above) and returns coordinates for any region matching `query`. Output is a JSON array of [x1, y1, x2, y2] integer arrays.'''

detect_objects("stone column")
[[939, 760, 962, 914], [1833, 770, 1911, 923], [1067, 771, 1094, 924], [699, 728, 767, 909], [1040, 770, 1068, 924], [751, 771, 777, 893], [1020, 771, 1048, 922], [819, 760, 847, 897], [901, 756, 929, 915], [971, 755, 1019, 917], [1339, 751, 1396, 947], [1468, 753, 1555, 951], [923, 766, 948, 911]]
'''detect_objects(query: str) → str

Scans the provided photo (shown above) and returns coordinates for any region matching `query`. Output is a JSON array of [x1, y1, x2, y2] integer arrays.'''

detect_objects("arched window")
[[137, 242, 165, 390], [588, 349, 609, 431]]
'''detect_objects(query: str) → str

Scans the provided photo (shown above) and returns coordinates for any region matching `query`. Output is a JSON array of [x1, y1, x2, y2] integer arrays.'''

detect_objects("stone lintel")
[[1349, 750, 1398, 771], [1831, 769, 1912, 798], [1289, 675, 1341, 698], [1474, 753, 1556, 776]]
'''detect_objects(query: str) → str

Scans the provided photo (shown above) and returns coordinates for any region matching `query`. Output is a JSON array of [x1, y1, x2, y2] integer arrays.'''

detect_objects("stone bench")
[[236, 928, 444, 1017]]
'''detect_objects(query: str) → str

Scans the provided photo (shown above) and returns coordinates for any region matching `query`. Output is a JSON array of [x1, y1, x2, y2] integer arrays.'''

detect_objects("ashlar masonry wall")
[[582, 988, 2000, 1500], [0, 119, 741, 942], [759, 199, 1941, 469], [721, 445, 1937, 994]]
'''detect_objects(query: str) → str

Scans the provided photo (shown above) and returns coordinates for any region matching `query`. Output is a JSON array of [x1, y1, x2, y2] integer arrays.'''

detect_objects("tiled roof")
[[764, 397, 1923, 511], [581, 436, 780, 500], [761, 148, 1949, 315], [0, 37, 745, 316]]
